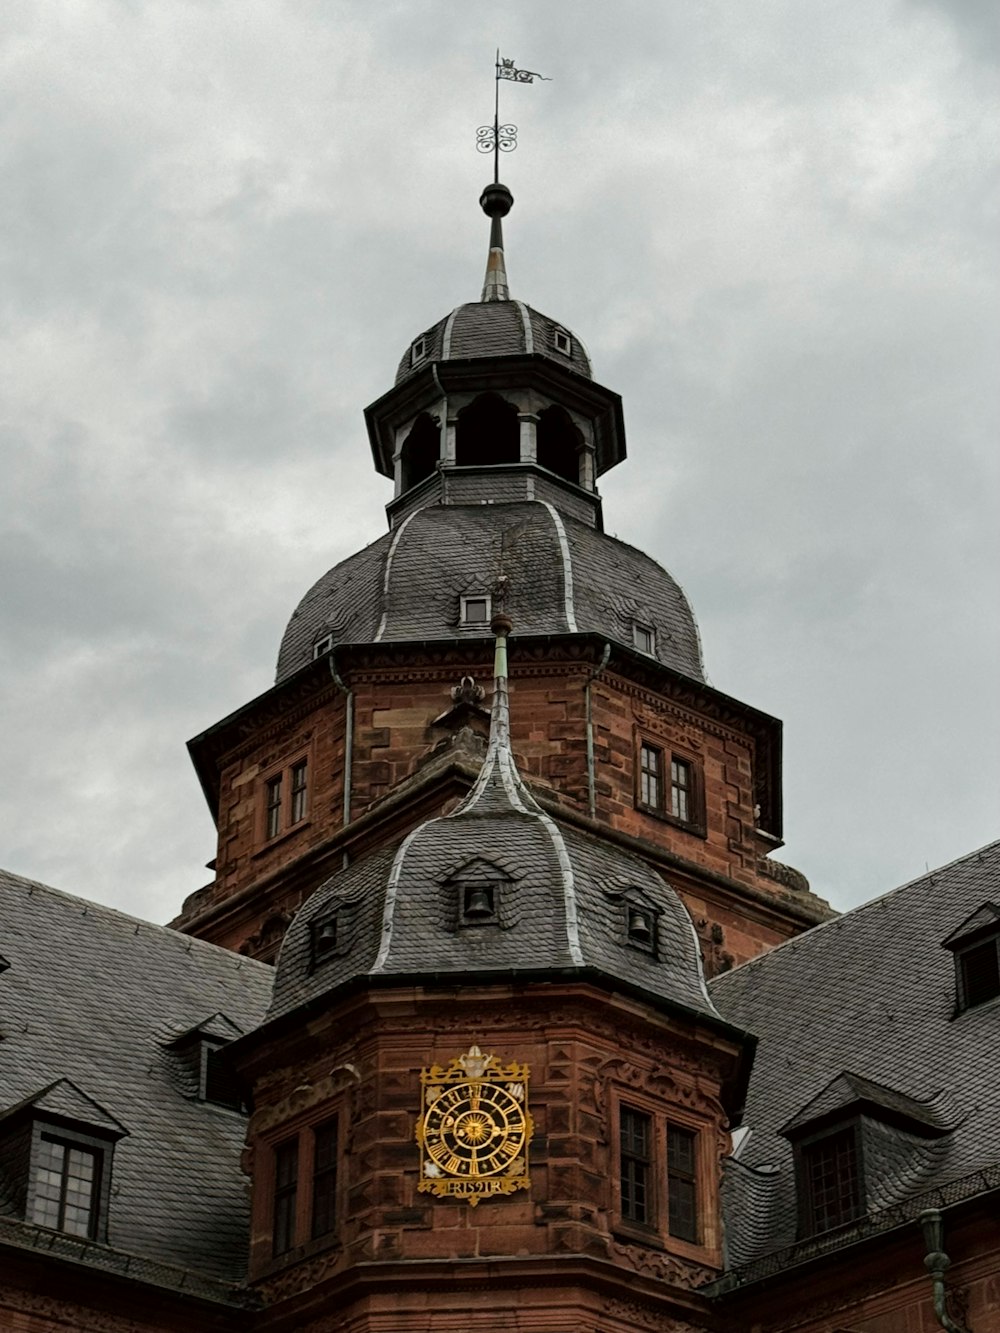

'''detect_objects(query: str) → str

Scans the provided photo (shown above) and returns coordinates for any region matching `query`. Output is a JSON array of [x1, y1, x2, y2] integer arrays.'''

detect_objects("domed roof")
[[268, 638, 719, 1028], [394, 182, 591, 386], [275, 499, 705, 684], [395, 300, 592, 385]]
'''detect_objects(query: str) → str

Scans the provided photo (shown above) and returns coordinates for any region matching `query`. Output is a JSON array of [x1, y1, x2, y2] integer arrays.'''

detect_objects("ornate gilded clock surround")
[[415, 1045, 532, 1205]]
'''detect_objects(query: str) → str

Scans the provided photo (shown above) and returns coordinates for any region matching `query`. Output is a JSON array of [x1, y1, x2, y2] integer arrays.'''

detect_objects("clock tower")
[[190, 183, 831, 1330]]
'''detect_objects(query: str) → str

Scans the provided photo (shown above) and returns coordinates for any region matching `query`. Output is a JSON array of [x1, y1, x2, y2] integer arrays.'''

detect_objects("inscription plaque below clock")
[[415, 1045, 532, 1205]]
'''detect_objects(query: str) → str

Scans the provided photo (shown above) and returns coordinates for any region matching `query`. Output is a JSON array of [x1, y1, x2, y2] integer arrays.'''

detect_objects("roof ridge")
[[0, 866, 271, 971], [711, 838, 1000, 980]]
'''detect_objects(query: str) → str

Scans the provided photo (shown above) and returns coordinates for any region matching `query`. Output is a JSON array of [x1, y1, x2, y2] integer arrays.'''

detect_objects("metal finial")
[[479, 181, 513, 302]]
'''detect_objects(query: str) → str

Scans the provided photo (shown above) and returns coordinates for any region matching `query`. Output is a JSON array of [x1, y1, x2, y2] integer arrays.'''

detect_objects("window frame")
[[635, 733, 706, 836], [256, 748, 313, 849], [256, 1107, 346, 1271], [26, 1120, 116, 1244], [955, 934, 1000, 1012], [794, 1120, 865, 1238], [459, 593, 492, 628], [552, 326, 572, 356], [633, 621, 656, 656], [611, 1088, 713, 1257]]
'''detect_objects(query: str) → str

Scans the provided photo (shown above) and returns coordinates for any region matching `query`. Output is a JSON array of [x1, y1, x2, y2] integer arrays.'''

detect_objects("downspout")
[[585, 643, 612, 820], [328, 651, 354, 870], [919, 1210, 971, 1333]]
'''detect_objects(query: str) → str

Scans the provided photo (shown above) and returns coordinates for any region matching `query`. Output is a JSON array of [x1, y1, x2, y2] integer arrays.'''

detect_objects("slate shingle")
[[710, 841, 1000, 1271], [275, 498, 705, 684], [0, 868, 273, 1284]]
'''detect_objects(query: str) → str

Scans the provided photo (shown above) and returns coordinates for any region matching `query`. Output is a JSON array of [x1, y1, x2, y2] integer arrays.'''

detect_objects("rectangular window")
[[32, 1135, 99, 1239], [272, 1138, 299, 1256], [311, 1119, 338, 1240], [959, 938, 1000, 1010], [633, 623, 655, 655], [639, 743, 662, 810], [461, 594, 491, 625], [667, 1124, 698, 1243], [265, 775, 283, 840], [290, 761, 308, 825], [803, 1128, 861, 1234], [670, 757, 691, 823], [201, 1042, 242, 1110], [620, 1106, 652, 1226]]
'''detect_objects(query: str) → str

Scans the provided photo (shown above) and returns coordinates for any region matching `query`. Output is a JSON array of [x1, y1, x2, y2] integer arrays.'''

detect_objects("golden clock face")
[[422, 1080, 527, 1178], [416, 1046, 532, 1204]]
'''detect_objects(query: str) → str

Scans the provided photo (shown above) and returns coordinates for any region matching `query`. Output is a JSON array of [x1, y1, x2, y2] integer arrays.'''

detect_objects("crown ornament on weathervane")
[[476, 50, 550, 184]]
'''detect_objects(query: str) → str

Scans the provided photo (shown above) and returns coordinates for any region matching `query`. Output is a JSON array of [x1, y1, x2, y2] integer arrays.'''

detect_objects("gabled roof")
[[0, 868, 273, 1285], [711, 840, 1000, 1273], [0, 1077, 128, 1139], [779, 1070, 957, 1139], [941, 900, 1000, 950]]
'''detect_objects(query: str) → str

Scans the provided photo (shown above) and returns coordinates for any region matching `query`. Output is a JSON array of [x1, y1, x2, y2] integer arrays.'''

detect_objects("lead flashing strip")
[[374, 509, 417, 642], [514, 301, 534, 354], [540, 500, 578, 632], [441, 307, 460, 361], [372, 819, 439, 972]]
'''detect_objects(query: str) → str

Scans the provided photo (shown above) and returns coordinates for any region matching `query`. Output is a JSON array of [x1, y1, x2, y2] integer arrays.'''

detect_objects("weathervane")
[[477, 51, 550, 183]]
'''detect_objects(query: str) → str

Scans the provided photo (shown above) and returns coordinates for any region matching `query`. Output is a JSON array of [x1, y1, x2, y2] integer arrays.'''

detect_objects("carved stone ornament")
[[602, 1296, 706, 1333], [415, 1046, 532, 1206]]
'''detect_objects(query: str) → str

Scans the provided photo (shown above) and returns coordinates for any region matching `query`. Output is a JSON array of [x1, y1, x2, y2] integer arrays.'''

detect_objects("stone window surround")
[[256, 1104, 347, 1273], [610, 1083, 713, 1260], [254, 744, 314, 854], [634, 730, 707, 839]]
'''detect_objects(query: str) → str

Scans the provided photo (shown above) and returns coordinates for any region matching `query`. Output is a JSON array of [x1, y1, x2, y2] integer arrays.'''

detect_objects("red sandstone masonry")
[[178, 655, 822, 965]]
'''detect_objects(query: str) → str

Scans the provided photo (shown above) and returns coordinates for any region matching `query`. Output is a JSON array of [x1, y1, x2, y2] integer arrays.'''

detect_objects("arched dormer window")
[[400, 413, 440, 492], [455, 393, 519, 467], [536, 405, 582, 484]]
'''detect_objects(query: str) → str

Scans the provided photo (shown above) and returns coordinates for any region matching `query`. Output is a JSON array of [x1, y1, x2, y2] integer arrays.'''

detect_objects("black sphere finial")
[[479, 182, 514, 219]]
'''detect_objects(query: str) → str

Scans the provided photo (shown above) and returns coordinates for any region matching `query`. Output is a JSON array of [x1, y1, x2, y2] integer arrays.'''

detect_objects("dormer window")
[[313, 634, 334, 659], [0, 1079, 127, 1244], [32, 1135, 101, 1238], [958, 938, 1000, 1009], [200, 1041, 243, 1110], [800, 1126, 862, 1235], [311, 912, 341, 966], [552, 326, 572, 356], [626, 902, 659, 954], [444, 857, 514, 929], [633, 622, 655, 655], [460, 594, 492, 626], [942, 903, 1000, 1013], [782, 1070, 954, 1239], [462, 882, 498, 923], [410, 335, 427, 365]]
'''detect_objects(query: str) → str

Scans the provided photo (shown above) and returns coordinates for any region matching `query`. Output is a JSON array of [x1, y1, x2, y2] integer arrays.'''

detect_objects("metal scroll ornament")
[[416, 1046, 532, 1204], [476, 123, 518, 155]]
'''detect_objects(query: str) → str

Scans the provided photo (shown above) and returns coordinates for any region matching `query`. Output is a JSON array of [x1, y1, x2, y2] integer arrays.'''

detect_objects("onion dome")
[[268, 621, 719, 1028], [275, 500, 705, 684]]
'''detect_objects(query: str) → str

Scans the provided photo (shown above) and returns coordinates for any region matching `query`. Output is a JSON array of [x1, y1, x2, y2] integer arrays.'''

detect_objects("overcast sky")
[[2, 1, 997, 926]]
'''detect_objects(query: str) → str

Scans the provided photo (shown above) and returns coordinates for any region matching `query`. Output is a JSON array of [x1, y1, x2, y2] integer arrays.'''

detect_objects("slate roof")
[[395, 300, 593, 385], [275, 497, 705, 684], [0, 868, 273, 1286], [710, 841, 1000, 1273], [269, 663, 720, 1031]]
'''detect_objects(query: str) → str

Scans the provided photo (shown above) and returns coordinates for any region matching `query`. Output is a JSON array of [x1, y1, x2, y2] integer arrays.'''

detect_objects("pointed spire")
[[479, 182, 514, 302]]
